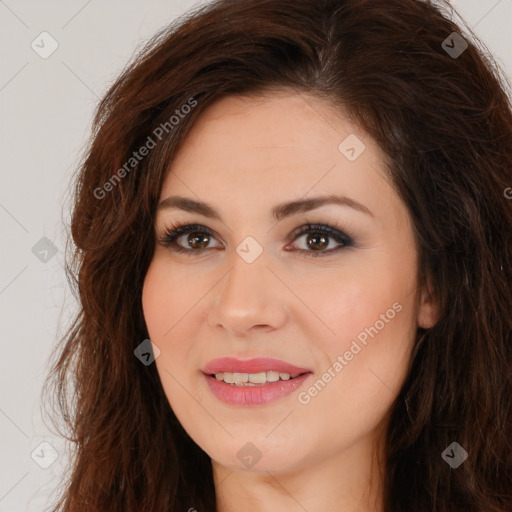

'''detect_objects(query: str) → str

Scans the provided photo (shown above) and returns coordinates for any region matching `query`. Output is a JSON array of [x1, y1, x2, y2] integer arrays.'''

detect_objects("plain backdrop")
[[1, 0, 511, 510]]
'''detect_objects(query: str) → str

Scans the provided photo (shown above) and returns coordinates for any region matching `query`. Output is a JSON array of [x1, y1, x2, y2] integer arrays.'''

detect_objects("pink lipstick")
[[201, 357, 313, 406]]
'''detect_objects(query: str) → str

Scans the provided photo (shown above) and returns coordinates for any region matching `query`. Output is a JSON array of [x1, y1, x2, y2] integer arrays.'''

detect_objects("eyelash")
[[157, 221, 355, 258]]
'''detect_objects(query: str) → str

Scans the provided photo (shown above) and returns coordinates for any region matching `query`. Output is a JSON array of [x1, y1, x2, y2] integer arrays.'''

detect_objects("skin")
[[142, 91, 439, 512]]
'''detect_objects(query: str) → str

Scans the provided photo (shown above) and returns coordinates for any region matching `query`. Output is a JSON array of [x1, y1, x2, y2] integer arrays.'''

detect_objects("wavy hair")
[[42, 0, 512, 510]]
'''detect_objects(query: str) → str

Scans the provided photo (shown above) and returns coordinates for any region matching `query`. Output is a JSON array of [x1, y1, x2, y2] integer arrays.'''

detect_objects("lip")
[[201, 357, 313, 406], [201, 357, 311, 375], [203, 372, 312, 406]]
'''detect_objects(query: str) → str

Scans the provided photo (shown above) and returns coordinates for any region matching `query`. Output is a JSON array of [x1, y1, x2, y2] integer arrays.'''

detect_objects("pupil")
[[307, 234, 328, 250], [189, 233, 209, 249]]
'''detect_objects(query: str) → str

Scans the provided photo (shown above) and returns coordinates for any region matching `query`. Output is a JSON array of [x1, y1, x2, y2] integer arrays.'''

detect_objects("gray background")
[[1, 0, 511, 510]]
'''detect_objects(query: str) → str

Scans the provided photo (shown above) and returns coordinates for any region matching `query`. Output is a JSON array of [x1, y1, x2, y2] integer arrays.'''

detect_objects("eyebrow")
[[157, 194, 373, 221]]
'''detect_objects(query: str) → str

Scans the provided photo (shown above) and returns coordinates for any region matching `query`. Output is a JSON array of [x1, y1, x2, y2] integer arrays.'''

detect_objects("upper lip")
[[202, 357, 312, 375]]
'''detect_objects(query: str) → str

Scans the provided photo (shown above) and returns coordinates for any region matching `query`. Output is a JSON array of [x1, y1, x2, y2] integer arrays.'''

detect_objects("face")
[[142, 91, 438, 476]]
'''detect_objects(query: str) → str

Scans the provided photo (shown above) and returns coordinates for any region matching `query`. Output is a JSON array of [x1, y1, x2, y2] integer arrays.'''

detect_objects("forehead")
[[167, 92, 358, 173], [159, 92, 398, 224]]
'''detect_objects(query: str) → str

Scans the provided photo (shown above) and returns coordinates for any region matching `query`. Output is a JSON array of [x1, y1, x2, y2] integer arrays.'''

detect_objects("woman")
[[43, 0, 512, 510]]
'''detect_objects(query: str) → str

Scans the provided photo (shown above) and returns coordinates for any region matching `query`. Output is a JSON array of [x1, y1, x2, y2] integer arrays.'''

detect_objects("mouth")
[[207, 370, 307, 386], [201, 357, 313, 406], [202, 356, 311, 375]]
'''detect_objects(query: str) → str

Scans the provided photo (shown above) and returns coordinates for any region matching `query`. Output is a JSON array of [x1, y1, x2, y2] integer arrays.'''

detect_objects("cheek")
[[307, 266, 417, 400], [295, 283, 416, 443], [142, 258, 208, 392], [300, 260, 416, 354], [142, 258, 199, 340], [302, 258, 419, 421], [142, 265, 169, 341], [142, 261, 200, 414]]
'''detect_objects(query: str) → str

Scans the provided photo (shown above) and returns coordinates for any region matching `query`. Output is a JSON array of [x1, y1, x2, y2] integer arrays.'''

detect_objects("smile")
[[201, 357, 313, 406], [213, 370, 302, 385]]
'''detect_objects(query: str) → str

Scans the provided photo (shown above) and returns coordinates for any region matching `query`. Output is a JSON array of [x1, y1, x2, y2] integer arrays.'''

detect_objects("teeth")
[[214, 371, 301, 385], [248, 372, 267, 384], [223, 372, 234, 384], [267, 371, 280, 382], [233, 372, 248, 384]]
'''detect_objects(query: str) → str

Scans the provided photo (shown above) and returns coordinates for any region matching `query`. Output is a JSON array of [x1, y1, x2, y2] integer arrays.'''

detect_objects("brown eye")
[[158, 223, 223, 254], [305, 233, 329, 251], [287, 222, 354, 257], [158, 221, 354, 257], [186, 232, 211, 250]]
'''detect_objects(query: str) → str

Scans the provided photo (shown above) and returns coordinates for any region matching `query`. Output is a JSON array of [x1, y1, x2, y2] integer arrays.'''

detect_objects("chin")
[[201, 431, 314, 474]]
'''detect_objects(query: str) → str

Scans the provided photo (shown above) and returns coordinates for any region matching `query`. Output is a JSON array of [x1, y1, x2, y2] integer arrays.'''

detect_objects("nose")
[[207, 249, 289, 337]]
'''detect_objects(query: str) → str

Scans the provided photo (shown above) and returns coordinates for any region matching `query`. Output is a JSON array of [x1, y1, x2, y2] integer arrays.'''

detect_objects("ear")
[[417, 280, 440, 329]]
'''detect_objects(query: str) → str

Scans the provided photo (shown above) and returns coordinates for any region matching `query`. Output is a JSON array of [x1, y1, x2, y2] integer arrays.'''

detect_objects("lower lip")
[[203, 372, 312, 406]]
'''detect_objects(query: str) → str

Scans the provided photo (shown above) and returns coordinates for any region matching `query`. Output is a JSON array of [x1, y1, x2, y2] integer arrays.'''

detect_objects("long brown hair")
[[42, 0, 512, 510]]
